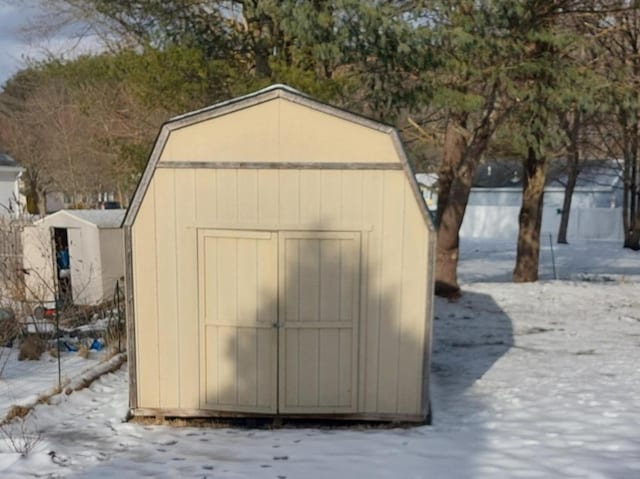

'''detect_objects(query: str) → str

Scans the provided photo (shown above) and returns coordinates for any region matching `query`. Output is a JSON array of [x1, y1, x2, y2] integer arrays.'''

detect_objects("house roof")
[[123, 84, 434, 232], [416, 173, 438, 189], [39, 209, 125, 228], [473, 161, 522, 188], [67, 209, 126, 228], [0, 153, 21, 169], [547, 161, 622, 190], [473, 159, 623, 190]]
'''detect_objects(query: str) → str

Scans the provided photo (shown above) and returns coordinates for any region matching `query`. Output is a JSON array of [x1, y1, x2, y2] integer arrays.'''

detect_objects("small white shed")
[[22, 209, 125, 306]]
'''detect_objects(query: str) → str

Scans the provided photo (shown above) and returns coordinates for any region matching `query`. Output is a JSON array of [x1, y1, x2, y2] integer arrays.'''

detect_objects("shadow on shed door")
[[278, 231, 360, 414], [198, 230, 278, 414], [197, 229, 361, 414]]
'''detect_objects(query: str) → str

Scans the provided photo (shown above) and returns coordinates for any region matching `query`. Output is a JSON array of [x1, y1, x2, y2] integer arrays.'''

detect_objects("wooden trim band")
[[157, 161, 404, 170], [124, 226, 138, 409], [131, 407, 427, 423]]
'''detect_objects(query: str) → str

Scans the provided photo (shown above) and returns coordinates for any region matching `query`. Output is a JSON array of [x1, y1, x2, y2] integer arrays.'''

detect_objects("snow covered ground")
[[1, 240, 639, 478], [459, 238, 640, 283], [0, 349, 106, 419]]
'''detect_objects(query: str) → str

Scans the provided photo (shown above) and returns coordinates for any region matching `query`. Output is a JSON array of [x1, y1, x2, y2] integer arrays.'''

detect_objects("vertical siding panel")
[[133, 179, 159, 408], [361, 170, 384, 412], [237, 239, 258, 406], [257, 235, 277, 410], [341, 171, 363, 226], [298, 329, 319, 407], [202, 236, 219, 406], [217, 238, 238, 404], [205, 326, 219, 404], [339, 328, 352, 407], [279, 170, 300, 224], [175, 169, 199, 409], [154, 170, 180, 408], [217, 170, 238, 222], [377, 171, 405, 413], [237, 239, 258, 322], [203, 237, 218, 325], [320, 170, 342, 226], [217, 238, 238, 324], [342, 237, 359, 410], [299, 239, 320, 322], [257, 328, 274, 408], [218, 326, 237, 404], [195, 169, 217, 225], [319, 240, 340, 322], [237, 328, 258, 406], [341, 171, 364, 410], [299, 171, 321, 225], [237, 170, 259, 224], [283, 239, 300, 323], [284, 329, 299, 407], [340, 240, 356, 323], [258, 170, 279, 224], [318, 329, 339, 406], [397, 183, 428, 415]]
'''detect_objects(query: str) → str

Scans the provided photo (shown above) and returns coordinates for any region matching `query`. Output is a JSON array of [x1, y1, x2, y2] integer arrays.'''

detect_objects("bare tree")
[[589, 2, 640, 249]]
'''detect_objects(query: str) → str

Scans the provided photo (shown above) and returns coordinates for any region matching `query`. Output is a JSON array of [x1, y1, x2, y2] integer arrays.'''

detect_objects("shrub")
[[18, 335, 46, 361]]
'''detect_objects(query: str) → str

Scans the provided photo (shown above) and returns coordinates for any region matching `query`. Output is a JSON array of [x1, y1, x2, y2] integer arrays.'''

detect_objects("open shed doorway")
[[53, 227, 72, 306]]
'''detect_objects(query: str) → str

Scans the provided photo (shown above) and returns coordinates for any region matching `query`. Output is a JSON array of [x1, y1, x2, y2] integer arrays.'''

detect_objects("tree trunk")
[[557, 109, 581, 245], [513, 146, 547, 282], [435, 169, 476, 297], [557, 158, 578, 244], [624, 162, 640, 250], [623, 123, 640, 250], [434, 80, 502, 297], [435, 122, 466, 298], [254, 47, 272, 78], [435, 120, 489, 297]]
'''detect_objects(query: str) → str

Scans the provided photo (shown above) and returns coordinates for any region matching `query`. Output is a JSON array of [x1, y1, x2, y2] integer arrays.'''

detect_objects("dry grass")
[[77, 344, 90, 359], [18, 336, 46, 361], [0, 313, 19, 377], [0, 417, 42, 457], [130, 416, 193, 427], [103, 319, 125, 354], [4, 405, 30, 423]]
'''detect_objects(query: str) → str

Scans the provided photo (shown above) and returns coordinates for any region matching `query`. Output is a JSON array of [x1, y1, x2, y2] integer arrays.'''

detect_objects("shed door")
[[67, 228, 84, 303], [198, 230, 278, 413], [278, 232, 361, 414]]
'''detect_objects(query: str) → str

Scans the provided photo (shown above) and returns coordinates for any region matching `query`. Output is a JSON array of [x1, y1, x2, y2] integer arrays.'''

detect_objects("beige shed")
[[124, 85, 435, 423]]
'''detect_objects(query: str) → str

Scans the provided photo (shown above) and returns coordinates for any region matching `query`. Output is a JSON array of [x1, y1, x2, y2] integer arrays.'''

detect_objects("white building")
[[0, 153, 23, 217], [417, 161, 625, 241]]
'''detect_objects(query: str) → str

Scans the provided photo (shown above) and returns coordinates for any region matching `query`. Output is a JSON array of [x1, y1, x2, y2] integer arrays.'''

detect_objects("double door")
[[198, 230, 360, 414]]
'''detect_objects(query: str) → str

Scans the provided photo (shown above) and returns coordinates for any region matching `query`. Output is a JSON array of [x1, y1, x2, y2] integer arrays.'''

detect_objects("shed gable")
[[159, 97, 399, 165]]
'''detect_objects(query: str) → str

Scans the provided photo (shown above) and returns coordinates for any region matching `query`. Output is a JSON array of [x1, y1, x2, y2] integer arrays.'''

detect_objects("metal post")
[[115, 281, 122, 353], [55, 295, 62, 391], [548, 233, 557, 280]]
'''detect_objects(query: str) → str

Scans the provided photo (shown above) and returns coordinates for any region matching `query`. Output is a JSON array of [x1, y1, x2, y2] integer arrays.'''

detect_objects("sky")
[[0, 1, 99, 88], [0, 2, 32, 86]]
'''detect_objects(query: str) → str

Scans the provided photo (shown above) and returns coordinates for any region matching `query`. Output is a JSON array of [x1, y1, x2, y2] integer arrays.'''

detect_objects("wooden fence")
[[0, 217, 28, 304]]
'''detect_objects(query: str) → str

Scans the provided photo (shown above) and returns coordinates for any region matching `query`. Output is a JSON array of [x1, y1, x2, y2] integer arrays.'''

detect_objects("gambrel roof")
[[123, 84, 433, 232]]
